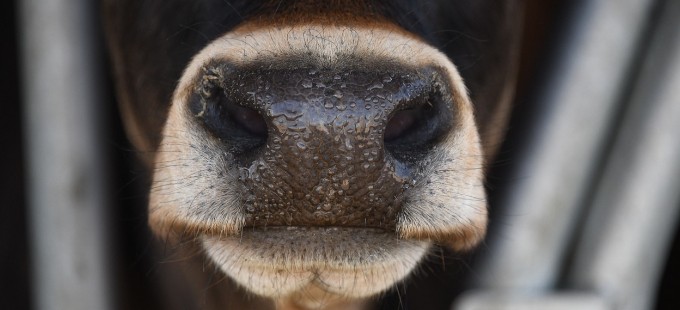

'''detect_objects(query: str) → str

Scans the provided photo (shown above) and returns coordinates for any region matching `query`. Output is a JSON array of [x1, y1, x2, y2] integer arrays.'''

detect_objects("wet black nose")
[[190, 65, 455, 228]]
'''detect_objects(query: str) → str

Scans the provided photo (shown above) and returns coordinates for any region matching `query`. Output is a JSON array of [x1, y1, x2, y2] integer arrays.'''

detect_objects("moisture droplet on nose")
[[367, 80, 384, 90], [333, 90, 343, 99], [345, 139, 354, 150], [301, 79, 313, 88], [324, 99, 334, 109]]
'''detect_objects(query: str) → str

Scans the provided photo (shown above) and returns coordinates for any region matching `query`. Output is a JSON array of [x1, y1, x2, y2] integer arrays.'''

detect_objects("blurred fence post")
[[454, 0, 680, 309], [19, 0, 111, 309], [566, 1, 680, 309], [475, 0, 657, 290]]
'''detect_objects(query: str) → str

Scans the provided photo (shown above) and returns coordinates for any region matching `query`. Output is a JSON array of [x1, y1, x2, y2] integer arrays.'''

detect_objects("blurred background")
[[1, 0, 679, 309]]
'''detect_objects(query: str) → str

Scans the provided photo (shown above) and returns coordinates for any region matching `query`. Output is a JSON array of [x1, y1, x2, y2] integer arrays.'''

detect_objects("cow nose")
[[190, 65, 456, 229]]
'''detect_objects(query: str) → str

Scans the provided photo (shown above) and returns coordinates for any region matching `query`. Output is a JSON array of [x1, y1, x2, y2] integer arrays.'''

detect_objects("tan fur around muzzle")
[[149, 23, 487, 303]]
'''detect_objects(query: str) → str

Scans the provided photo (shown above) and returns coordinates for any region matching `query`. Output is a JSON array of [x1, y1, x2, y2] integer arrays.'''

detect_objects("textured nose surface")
[[194, 66, 441, 228], [244, 69, 430, 228]]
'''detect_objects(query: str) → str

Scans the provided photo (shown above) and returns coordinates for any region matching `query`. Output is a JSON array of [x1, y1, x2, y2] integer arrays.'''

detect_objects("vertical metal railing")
[[455, 0, 680, 309], [566, 1, 680, 309], [475, 0, 657, 291], [19, 0, 111, 309]]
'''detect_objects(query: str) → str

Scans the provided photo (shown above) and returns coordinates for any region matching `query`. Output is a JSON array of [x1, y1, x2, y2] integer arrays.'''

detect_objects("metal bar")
[[454, 292, 611, 310], [19, 0, 111, 309], [566, 1, 680, 309], [476, 0, 657, 290]]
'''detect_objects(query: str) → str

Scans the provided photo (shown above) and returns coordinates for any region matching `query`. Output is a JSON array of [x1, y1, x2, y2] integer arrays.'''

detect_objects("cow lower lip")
[[201, 226, 416, 270], [201, 227, 430, 298]]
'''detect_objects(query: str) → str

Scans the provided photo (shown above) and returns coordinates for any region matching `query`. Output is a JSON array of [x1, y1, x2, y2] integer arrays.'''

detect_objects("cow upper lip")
[[222, 225, 397, 238]]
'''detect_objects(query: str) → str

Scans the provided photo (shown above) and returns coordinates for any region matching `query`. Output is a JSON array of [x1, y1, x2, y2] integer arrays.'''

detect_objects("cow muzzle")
[[190, 64, 457, 229], [149, 24, 487, 303]]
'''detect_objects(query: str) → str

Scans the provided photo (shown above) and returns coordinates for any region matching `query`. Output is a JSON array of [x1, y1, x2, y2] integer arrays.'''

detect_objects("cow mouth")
[[238, 225, 391, 234], [202, 226, 409, 268], [200, 226, 430, 299]]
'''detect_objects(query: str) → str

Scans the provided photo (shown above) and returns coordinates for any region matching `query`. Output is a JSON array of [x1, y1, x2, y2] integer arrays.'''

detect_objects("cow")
[[103, 1, 524, 309]]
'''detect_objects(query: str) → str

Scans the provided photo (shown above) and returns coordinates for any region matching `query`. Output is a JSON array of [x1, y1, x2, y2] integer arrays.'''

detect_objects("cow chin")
[[148, 23, 488, 304]]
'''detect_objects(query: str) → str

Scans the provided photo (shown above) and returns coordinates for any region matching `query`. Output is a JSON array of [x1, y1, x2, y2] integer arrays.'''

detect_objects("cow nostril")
[[384, 107, 420, 142], [223, 97, 268, 138], [384, 90, 454, 163], [191, 86, 268, 156]]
